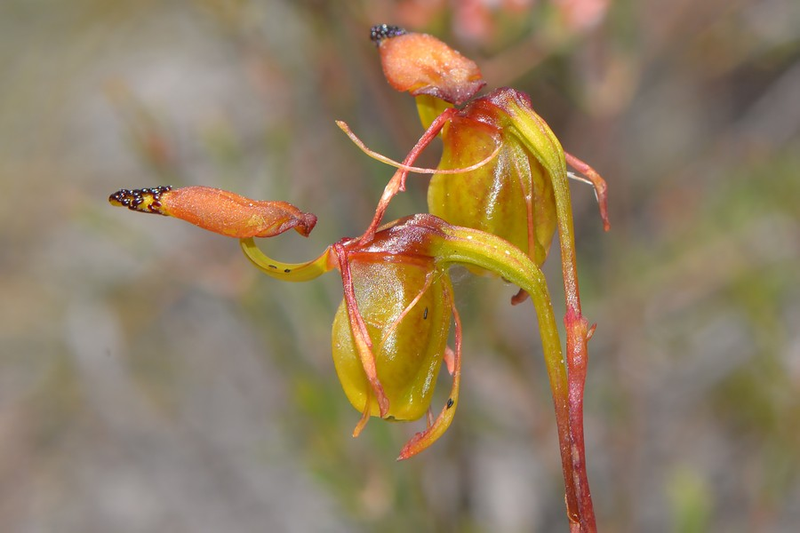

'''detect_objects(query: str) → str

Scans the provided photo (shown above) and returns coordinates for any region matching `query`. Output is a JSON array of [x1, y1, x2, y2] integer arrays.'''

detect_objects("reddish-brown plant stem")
[[566, 308, 596, 532], [556, 188, 597, 533], [505, 97, 598, 532]]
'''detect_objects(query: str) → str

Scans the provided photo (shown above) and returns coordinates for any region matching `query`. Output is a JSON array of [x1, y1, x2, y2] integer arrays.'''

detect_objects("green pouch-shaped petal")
[[428, 93, 557, 268], [332, 259, 451, 422]]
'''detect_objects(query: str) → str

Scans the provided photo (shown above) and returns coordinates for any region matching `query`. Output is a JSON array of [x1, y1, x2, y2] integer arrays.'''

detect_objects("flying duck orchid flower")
[[239, 213, 565, 460], [111, 188, 565, 461], [108, 24, 609, 533]]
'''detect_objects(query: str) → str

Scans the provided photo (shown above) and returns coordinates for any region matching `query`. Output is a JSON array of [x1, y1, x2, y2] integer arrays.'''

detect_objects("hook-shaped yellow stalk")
[[239, 238, 334, 282]]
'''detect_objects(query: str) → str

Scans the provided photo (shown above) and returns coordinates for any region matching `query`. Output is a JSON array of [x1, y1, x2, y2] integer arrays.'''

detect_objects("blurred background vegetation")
[[1, 0, 798, 531]]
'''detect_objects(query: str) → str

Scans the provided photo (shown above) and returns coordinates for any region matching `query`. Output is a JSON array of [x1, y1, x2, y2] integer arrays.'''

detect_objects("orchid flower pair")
[[110, 25, 608, 532]]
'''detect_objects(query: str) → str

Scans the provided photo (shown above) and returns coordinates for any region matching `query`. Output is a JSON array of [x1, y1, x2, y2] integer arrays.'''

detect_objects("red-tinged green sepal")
[[485, 88, 611, 249], [397, 295, 462, 460], [331, 249, 453, 427], [109, 185, 317, 238], [428, 99, 558, 269], [428, 88, 610, 306]]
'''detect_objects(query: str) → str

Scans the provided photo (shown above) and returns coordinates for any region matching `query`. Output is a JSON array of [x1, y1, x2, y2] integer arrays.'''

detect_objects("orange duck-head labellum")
[[109, 186, 317, 238], [371, 24, 485, 106]]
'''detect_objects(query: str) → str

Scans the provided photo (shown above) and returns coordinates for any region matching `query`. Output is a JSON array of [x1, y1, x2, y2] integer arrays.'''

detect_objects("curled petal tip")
[[294, 212, 318, 237], [396, 429, 434, 461], [352, 406, 371, 438], [396, 443, 417, 461], [510, 288, 530, 306]]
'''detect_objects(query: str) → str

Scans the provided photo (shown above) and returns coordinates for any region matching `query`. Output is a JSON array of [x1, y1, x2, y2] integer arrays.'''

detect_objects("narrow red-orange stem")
[[556, 217, 597, 532], [506, 97, 597, 531], [565, 308, 596, 532]]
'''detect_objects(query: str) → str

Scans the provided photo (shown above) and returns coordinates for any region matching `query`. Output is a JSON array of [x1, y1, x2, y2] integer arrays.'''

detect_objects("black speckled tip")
[[370, 24, 407, 45], [108, 185, 172, 213]]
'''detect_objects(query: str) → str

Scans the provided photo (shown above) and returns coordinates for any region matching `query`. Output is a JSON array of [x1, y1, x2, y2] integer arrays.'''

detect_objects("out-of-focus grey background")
[[2, 1, 798, 531]]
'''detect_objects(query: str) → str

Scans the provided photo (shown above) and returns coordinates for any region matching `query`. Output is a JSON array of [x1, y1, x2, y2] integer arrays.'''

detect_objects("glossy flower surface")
[[428, 89, 558, 267], [369, 26, 608, 278], [331, 256, 451, 422]]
